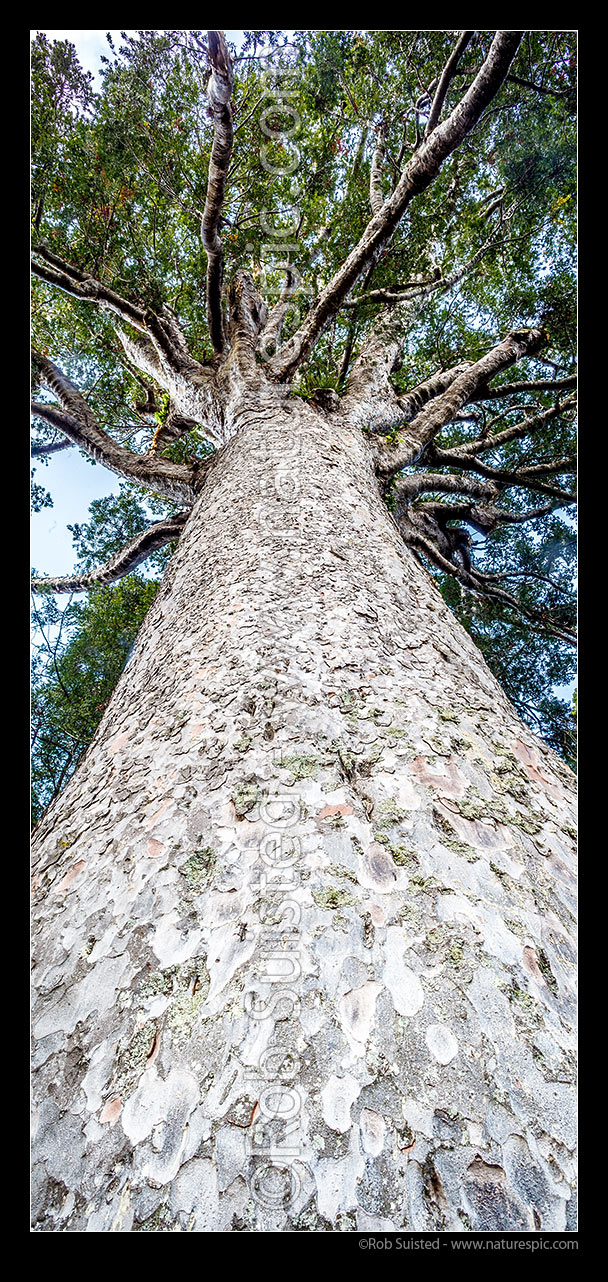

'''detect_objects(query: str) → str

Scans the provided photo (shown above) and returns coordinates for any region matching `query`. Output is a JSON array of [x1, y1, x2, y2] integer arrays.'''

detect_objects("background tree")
[[31, 30, 577, 1234]]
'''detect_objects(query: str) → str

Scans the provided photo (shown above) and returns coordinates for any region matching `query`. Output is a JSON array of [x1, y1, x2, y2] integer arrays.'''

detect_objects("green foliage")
[[438, 513, 576, 769], [31, 481, 178, 824], [31, 575, 159, 824], [67, 485, 178, 572], [31, 478, 53, 513]]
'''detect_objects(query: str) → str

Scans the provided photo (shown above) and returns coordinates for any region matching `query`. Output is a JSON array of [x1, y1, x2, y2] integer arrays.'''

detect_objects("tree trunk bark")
[[31, 392, 577, 1233]]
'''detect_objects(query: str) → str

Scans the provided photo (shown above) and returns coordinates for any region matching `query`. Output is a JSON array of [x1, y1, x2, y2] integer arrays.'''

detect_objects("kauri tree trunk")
[[31, 393, 576, 1233]]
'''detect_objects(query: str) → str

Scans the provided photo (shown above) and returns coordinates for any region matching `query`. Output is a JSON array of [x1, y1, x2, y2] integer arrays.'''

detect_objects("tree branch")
[[201, 30, 234, 354], [425, 441, 576, 505], [338, 194, 518, 428], [338, 296, 429, 432], [32, 352, 202, 503], [425, 31, 474, 136], [223, 270, 268, 380], [115, 326, 225, 446], [481, 567, 573, 597], [266, 30, 522, 381], [386, 363, 476, 431], [341, 197, 514, 312], [509, 456, 576, 480], [31, 439, 73, 457], [259, 267, 299, 358], [115, 326, 167, 386], [412, 498, 555, 532], [399, 520, 575, 644], [506, 72, 573, 99], [338, 203, 516, 430], [374, 326, 547, 477], [454, 394, 576, 456], [369, 123, 387, 215], [32, 244, 149, 331], [32, 244, 205, 379], [31, 513, 189, 595], [470, 373, 576, 402], [393, 472, 498, 503], [340, 280, 439, 307]]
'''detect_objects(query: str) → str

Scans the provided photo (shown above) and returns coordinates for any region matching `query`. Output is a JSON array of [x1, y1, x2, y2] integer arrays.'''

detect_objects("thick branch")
[[375, 327, 547, 477], [31, 399, 199, 503], [33, 349, 102, 431], [31, 513, 189, 595], [115, 327, 166, 386], [388, 364, 476, 431], [267, 31, 522, 381], [32, 353, 202, 503], [223, 270, 268, 382], [425, 31, 474, 136], [342, 348, 475, 438], [369, 123, 387, 215], [201, 30, 234, 354], [31, 439, 73, 457], [339, 297, 425, 431], [393, 472, 498, 503], [509, 456, 576, 480], [33, 246, 202, 378], [426, 442, 576, 505], [115, 327, 225, 446], [32, 245, 147, 330], [413, 499, 555, 532]]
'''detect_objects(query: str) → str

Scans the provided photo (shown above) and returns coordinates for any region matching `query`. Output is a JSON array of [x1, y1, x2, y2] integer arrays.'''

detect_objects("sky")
[[37, 31, 137, 87], [36, 30, 249, 88]]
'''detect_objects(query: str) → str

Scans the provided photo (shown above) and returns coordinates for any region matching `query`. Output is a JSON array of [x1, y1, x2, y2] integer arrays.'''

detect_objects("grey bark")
[[31, 390, 576, 1234], [201, 31, 234, 354]]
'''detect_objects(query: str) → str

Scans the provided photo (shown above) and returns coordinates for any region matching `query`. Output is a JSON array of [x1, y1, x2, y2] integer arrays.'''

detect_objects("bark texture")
[[31, 397, 576, 1234]]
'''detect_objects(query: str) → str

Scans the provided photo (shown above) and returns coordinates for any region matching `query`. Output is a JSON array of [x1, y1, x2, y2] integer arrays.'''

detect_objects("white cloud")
[[32, 32, 141, 87]]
